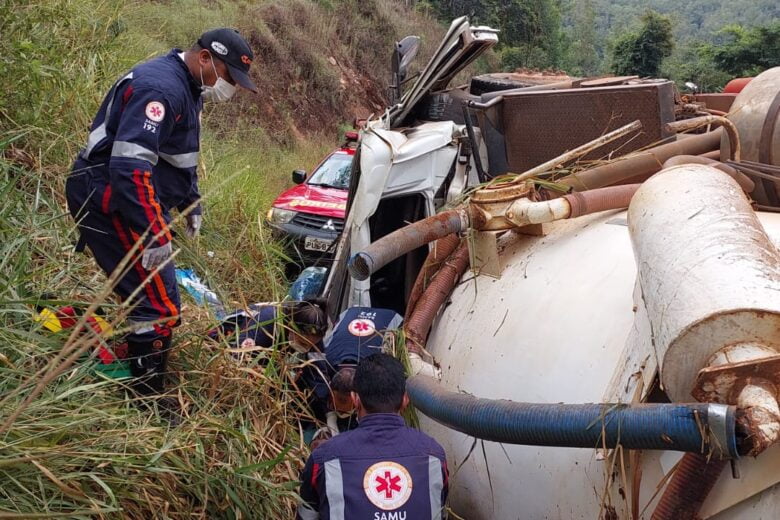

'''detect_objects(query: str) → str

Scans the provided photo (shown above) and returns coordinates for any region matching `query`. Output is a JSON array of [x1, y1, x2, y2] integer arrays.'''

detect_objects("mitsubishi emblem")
[[322, 219, 336, 231]]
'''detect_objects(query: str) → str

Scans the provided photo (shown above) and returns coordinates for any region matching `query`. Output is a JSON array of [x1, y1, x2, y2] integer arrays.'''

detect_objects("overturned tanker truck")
[[322, 17, 780, 519]]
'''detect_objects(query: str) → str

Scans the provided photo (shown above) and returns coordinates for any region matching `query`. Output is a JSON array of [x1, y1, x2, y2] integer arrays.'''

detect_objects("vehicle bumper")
[[267, 220, 341, 266]]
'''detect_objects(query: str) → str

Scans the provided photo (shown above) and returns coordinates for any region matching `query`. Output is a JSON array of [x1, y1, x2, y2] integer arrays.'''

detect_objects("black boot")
[[127, 335, 171, 396], [127, 335, 183, 425]]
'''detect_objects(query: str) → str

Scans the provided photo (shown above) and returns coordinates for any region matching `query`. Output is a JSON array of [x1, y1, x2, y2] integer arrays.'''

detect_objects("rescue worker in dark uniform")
[[65, 28, 257, 397], [324, 306, 403, 369], [210, 299, 334, 437], [319, 306, 403, 435], [297, 353, 449, 520]]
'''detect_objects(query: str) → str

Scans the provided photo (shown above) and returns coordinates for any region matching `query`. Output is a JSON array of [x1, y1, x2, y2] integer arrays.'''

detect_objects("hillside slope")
[[0, 1, 448, 517]]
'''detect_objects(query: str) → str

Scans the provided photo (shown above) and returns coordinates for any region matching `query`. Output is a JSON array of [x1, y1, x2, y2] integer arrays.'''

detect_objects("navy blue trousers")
[[66, 165, 180, 342]]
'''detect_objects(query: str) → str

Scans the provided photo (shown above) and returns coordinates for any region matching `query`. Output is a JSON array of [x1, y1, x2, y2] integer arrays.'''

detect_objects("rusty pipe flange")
[[693, 347, 780, 456], [469, 181, 535, 231], [470, 180, 535, 204], [692, 353, 780, 404]]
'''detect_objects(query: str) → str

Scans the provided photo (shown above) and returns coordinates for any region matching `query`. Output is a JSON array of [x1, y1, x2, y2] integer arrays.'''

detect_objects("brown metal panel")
[[694, 93, 737, 113], [499, 82, 675, 174]]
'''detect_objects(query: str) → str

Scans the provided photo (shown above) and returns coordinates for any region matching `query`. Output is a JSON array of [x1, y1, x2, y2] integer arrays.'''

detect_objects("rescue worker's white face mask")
[[200, 54, 236, 103]]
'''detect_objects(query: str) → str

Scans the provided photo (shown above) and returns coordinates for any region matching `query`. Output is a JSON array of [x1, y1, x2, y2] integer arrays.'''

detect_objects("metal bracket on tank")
[[468, 230, 502, 278], [693, 354, 780, 404]]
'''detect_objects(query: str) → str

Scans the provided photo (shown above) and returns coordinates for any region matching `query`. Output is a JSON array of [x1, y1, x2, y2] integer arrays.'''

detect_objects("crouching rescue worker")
[[324, 306, 403, 369], [297, 353, 449, 520], [316, 306, 403, 436], [65, 28, 258, 398]]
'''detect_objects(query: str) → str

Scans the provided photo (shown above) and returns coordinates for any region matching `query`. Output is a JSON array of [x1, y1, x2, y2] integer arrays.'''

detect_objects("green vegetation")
[[421, 0, 565, 70], [420, 0, 778, 89], [610, 10, 674, 78], [0, 0, 445, 516]]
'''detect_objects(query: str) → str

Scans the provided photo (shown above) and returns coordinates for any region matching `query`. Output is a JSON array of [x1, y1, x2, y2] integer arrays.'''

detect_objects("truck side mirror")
[[396, 35, 421, 83], [292, 169, 307, 184], [389, 35, 421, 105]]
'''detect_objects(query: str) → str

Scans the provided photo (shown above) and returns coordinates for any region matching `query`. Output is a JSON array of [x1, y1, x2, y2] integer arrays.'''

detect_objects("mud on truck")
[[319, 16, 780, 520]]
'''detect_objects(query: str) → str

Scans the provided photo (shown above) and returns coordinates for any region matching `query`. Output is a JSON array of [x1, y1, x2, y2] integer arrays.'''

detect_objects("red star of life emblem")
[[375, 470, 402, 499], [145, 101, 165, 122], [363, 461, 412, 510], [348, 318, 375, 337]]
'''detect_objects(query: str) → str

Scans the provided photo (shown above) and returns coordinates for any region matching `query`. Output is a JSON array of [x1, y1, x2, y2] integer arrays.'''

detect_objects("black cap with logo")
[[197, 28, 258, 93]]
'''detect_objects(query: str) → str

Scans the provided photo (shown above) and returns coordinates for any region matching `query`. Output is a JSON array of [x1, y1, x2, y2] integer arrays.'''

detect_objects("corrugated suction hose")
[[407, 375, 739, 457], [651, 453, 727, 520], [405, 241, 470, 352], [348, 209, 467, 281], [404, 234, 462, 322]]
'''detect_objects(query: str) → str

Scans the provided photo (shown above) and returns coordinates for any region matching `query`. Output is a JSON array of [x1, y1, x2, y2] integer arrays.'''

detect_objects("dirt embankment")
[[222, 0, 445, 144]]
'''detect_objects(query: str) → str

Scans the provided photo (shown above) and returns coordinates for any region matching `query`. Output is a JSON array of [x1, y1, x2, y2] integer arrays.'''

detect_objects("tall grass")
[[1, 0, 452, 516]]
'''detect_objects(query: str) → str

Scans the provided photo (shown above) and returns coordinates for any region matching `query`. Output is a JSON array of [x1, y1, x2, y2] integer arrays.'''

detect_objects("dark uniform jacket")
[[325, 307, 403, 368], [73, 49, 202, 247], [298, 414, 448, 520]]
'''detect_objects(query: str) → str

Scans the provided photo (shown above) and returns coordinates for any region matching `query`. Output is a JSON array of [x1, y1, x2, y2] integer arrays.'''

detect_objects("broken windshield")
[[308, 153, 353, 190]]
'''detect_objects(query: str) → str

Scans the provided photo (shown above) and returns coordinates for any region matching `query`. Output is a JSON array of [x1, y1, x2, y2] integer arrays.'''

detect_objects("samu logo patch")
[[363, 461, 413, 510], [145, 101, 165, 122]]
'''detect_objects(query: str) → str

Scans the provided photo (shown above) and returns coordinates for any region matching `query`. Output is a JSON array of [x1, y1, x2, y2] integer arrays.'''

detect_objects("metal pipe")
[[699, 150, 721, 160], [505, 184, 640, 227], [651, 453, 728, 520], [405, 242, 470, 353], [407, 375, 738, 457], [348, 209, 468, 281], [510, 120, 643, 183], [404, 234, 461, 322], [736, 382, 780, 455], [559, 129, 722, 191], [653, 342, 780, 519], [665, 116, 741, 161], [662, 155, 755, 193], [564, 183, 640, 218], [478, 79, 578, 102], [726, 161, 780, 188]]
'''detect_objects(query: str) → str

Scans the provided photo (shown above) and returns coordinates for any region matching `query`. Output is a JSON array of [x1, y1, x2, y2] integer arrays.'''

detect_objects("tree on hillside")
[[568, 0, 600, 75], [708, 22, 780, 77], [610, 10, 674, 77], [424, 0, 565, 70], [494, 0, 565, 70], [661, 41, 730, 93]]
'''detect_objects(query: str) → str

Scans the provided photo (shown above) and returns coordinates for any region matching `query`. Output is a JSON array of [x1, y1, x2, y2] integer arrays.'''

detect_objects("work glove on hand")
[[141, 242, 173, 270], [185, 214, 202, 238]]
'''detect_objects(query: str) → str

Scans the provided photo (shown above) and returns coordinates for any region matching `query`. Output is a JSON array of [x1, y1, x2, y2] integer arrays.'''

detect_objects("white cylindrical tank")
[[422, 198, 780, 518], [423, 210, 640, 519], [723, 66, 780, 204], [628, 165, 780, 402]]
